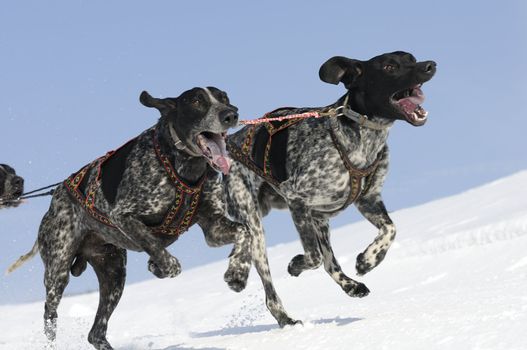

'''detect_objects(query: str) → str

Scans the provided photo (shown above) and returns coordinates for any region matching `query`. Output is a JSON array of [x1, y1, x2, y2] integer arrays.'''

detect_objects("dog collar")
[[339, 94, 391, 131], [168, 122, 202, 157]]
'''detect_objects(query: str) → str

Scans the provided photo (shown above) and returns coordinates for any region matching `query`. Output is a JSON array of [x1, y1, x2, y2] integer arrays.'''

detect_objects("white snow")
[[1, 171, 527, 350]]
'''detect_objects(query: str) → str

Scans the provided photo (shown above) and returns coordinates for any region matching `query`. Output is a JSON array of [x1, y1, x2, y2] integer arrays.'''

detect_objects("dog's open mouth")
[[391, 84, 428, 126], [0, 194, 23, 207], [196, 131, 231, 175]]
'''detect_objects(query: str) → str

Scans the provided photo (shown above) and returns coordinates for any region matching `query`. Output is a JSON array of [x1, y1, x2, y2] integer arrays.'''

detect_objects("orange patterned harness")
[[64, 129, 204, 236]]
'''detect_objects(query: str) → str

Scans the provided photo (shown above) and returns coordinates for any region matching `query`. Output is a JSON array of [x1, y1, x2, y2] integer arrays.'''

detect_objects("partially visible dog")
[[8, 87, 252, 350], [223, 51, 436, 325], [0, 164, 24, 209]]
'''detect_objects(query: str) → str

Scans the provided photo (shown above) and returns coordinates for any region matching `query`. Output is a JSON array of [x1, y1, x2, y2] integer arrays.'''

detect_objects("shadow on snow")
[[190, 316, 363, 338]]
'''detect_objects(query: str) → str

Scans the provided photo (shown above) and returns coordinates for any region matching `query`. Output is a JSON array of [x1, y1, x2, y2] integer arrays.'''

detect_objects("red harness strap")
[[64, 129, 204, 236]]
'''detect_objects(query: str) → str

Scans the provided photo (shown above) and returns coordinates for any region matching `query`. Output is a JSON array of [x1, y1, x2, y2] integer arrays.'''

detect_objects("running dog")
[[223, 51, 436, 325], [8, 87, 252, 350]]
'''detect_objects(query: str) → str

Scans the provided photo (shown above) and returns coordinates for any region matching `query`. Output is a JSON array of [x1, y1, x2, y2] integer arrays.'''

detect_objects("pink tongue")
[[213, 155, 231, 175], [409, 86, 425, 104], [397, 99, 417, 114], [396, 87, 425, 114], [203, 138, 231, 175]]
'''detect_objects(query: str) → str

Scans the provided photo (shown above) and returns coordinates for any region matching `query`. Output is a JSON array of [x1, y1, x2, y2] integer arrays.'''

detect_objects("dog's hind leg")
[[84, 239, 127, 350], [224, 168, 299, 327], [38, 190, 82, 347], [313, 215, 370, 297], [250, 214, 301, 327], [43, 268, 70, 348], [43, 263, 72, 348]]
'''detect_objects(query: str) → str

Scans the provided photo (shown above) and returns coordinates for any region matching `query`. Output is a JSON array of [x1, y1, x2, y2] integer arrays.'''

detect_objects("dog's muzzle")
[[196, 108, 238, 175], [390, 61, 436, 126], [0, 176, 24, 207]]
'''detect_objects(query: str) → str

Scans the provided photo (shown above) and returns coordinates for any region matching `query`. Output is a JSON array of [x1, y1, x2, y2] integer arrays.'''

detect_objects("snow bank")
[[2, 171, 527, 350]]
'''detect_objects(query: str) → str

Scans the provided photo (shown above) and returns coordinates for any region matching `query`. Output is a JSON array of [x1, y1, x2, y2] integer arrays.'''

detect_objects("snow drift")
[[1, 171, 527, 350]]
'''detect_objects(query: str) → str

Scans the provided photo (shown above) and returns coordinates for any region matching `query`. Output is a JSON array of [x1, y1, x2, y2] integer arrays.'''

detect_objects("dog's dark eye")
[[383, 64, 397, 72], [192, 99, 201, 107]]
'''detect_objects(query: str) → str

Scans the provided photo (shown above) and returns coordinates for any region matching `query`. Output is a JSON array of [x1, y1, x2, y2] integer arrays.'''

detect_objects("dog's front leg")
[[354, 194, 395, 276], [314, 215, 370, 297], [199, 217, 252, 292], [113, 214, 181, 278], [352, 148, 396, 276], [198, 174, 252, 292], [287, 201, 323, 276]]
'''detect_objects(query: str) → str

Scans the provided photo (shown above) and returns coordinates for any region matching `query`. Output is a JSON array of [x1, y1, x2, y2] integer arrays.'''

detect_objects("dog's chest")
[[282, 121, 389, 211]]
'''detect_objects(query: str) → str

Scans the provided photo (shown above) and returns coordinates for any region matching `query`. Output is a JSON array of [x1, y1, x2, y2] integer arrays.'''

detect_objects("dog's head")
[[140, 87, 239, 174], [319, 51, 436, 126], [0, 164, 24, 209]]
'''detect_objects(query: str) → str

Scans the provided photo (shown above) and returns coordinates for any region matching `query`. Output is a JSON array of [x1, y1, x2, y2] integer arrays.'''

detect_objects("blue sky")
[[1, 0, 526, 304]]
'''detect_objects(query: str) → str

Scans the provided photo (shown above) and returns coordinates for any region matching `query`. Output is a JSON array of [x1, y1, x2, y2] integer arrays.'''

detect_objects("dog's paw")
[[224, 246, 251, 292], [356, 249, 387, 276], [355, 252, 372, 276], [287, 254, 307, 277], [288, 253, 322, 277], [148, 256, 181, 279], [224, 266, 249, 293], [148, 259, 165, 278], [344, 282, 370, 298], [147, 260, 163, 278], [88, 331, 114, 350], [278, 316, 303, 328]]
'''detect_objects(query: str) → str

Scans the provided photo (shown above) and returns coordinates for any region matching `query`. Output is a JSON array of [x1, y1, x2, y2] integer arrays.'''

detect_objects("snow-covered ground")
[[2, 171, 527, 350]]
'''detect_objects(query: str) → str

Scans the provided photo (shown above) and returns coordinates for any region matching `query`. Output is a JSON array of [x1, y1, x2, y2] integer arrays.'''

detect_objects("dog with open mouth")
[[7, 87, 253, 350], [221, 51, 436, 326], [0, 164, 24, 209]]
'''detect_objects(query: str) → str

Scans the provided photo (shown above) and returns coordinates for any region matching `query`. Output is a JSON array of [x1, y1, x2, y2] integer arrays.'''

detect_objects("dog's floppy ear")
[[140, 91, 177, 115], [319, 56, 363, 89]]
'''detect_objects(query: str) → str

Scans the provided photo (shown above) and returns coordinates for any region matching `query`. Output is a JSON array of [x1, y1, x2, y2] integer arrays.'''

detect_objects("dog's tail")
[[5, 239, 39, 275]]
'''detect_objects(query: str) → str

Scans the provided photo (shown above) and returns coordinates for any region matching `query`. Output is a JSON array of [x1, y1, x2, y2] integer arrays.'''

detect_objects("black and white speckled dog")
[[223, 51, 436, 325], [8, 87, 253, 350], [0, 164, 24, 209]]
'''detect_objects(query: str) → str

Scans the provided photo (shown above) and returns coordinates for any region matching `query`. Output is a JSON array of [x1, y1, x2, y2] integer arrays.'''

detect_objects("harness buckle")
[[358, 114, 368, 125]]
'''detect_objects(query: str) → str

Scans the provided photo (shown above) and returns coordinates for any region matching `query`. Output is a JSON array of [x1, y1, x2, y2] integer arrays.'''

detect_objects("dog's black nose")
[[220, 109, 239, 127], [423, 61, 436, 75]]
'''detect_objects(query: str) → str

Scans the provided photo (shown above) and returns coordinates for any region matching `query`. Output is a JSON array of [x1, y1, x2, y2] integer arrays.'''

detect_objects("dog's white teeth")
[[414, 105, 428, 119]]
